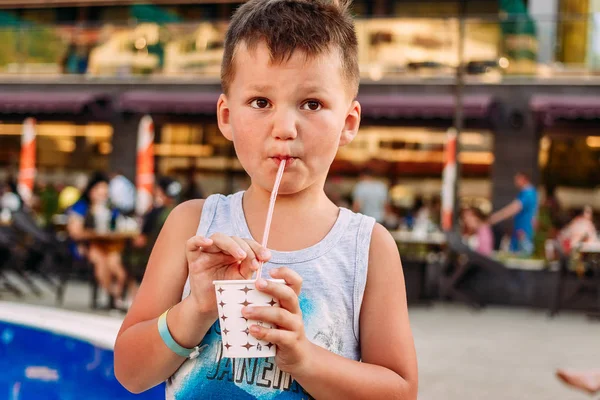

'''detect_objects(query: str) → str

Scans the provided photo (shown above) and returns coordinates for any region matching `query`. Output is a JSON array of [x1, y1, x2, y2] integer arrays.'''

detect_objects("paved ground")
[[2, 274, 599, 400], [411, 304, 600, 400]]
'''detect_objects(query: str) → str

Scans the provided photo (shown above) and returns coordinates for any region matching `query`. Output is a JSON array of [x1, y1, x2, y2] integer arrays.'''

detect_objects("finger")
[[243, 239, 272, 263], [242, 306, 300, 332], [231, 236, 258, 276], [269, 267, 303, 296], [204, 233, 247, 259], [249, 325, 298, 348], [255, 278, 300, 314], [186, 235, 213, 252]]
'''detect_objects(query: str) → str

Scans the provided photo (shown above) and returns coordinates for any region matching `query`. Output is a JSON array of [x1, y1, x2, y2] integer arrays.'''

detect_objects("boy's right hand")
[[185, 233, 271, 317]]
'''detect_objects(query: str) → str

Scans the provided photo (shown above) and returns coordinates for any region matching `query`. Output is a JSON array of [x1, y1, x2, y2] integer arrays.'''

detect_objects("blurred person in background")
[[382, 204, 401, 231], [410, 195, 437, 235], [431, 195, 442, 228], [109, 172, 136, 216], [60, 42, 78, 74], [1, 181, 18, 223], [461, 207, 494, 256], [325, 176, 351, 209], [352, 168, 388, 223], [181, 170, 205, 202], [404, 196, 424, 230], [0, 179, 23, 216], [488, 171, 538, 256], [534, 185, 563, 258], [558, 205, 598, 253], [67, 171, 127, 303], [61, 40, 90, 75], [128, 176, 182, 302]]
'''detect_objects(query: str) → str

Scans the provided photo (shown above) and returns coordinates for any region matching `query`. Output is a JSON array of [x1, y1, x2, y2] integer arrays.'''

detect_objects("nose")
[[271, 107, 298, 141]]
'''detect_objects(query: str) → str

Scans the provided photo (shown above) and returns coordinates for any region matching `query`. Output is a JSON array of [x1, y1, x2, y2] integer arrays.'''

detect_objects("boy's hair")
[[221, 0, 359, 97]]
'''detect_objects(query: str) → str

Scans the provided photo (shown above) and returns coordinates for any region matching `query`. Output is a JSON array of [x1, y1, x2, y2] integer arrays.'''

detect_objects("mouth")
[[269, 155, 297, 167]]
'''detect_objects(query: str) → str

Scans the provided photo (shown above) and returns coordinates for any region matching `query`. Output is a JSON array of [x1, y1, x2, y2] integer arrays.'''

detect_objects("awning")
[[0, 92, 110, 115], [358, 94, 494, 120], [530, 95, 600, 125], [118, 91, 220, 115]]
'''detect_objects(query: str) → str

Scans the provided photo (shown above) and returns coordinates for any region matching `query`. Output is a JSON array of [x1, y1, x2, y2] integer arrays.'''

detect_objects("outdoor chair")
[[549, 240, 600, 318], [0, 226, 25, 298], [440, 231, 512, 309], [10, 210, 74, 305], [0, 221, 47, 299]]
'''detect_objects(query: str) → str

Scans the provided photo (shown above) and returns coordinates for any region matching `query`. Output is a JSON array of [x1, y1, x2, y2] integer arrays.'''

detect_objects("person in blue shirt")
[[489, 171, 539, 255]]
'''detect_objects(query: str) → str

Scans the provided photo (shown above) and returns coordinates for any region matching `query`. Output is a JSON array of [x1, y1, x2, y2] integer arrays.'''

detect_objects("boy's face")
[[217, 41, 360, 195]]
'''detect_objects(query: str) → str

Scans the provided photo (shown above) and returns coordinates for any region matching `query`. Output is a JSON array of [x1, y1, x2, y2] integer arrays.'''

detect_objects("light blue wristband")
[[158, 307, 198, 358]]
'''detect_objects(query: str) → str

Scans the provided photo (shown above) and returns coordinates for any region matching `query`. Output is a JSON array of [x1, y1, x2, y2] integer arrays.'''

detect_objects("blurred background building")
[[0, 0, 598, 220]]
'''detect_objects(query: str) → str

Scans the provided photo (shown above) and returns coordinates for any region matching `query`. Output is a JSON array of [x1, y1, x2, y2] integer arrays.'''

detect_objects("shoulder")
[[368, 223, 398, 257], [520, 187, 537, 203], [164, 199, 205, 232], [70, 199, 88, 216], [364, 223, 400, 275]]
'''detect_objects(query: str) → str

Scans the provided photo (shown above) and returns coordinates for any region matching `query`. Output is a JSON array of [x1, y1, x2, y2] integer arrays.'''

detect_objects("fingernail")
[[262, 249, 271, 259], [250, 325, 260, 333], [256, 279, 267, 289], [252, 259, 260, 270], [242, 306, 252, 315], [237, 249, 247, 258]]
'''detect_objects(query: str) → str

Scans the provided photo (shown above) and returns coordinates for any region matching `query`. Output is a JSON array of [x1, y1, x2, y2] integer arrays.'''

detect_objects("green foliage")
[[22, 27, 67, 64], [0, 28, 19, 67]]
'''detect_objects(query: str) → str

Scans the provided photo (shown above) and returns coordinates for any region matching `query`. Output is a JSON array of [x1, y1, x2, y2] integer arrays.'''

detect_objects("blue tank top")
[[166, 191, 375, 400]]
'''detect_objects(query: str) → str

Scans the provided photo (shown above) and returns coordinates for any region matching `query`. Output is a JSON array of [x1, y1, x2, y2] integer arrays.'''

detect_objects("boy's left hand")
[[242, 267, 312, 376]]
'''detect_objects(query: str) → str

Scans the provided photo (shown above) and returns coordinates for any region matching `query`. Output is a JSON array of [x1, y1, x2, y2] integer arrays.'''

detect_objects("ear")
[[217, 93, 233, 141], [339, 100, 361, 147]]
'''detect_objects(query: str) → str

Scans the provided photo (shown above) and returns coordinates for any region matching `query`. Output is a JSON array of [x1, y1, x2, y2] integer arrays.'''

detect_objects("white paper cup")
[[213, 279, 285, 358]]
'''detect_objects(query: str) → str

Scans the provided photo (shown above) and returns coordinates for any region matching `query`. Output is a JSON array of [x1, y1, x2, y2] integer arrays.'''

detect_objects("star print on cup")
[[212, 279, 285, 358]]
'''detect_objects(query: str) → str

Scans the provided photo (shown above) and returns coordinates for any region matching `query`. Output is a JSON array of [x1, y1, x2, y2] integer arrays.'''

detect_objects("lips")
[[269, 155, 297, 167]]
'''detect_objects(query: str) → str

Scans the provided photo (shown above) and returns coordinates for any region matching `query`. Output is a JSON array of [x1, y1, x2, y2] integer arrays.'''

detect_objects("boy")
[[114, 1, 418, 398]]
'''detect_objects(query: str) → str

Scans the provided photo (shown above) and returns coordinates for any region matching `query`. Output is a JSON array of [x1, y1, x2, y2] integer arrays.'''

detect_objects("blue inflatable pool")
[[0, 302, 165, 400]]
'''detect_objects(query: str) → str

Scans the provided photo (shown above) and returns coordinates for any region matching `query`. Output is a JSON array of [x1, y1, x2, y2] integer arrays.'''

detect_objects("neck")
[[242, 182, 339, 250], [244, 182, 334, 222]]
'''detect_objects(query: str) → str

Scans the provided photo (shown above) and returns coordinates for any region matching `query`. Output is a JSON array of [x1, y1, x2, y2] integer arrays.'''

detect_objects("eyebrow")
[[299, 85, 328, 94], [244, 84, 331, 96], [246, 84, 273, 93]]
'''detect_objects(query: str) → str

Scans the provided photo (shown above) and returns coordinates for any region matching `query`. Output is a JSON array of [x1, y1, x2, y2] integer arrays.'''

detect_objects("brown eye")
[[302, 100, 322, 111], [250, 98, 271, 109]]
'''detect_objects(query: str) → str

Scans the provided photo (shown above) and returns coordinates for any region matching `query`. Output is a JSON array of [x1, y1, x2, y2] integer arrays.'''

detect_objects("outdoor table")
[[85, 231, 139, 242], [392, 230, 447, 303], [82, 231, 140, 254]]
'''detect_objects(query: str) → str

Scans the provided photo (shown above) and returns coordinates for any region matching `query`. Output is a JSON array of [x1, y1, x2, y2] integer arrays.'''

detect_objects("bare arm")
[[292, 224, 418, 399], [488, 200, 522, 226], [114, 200, 215, 393], [66, 214, 98, 241]]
